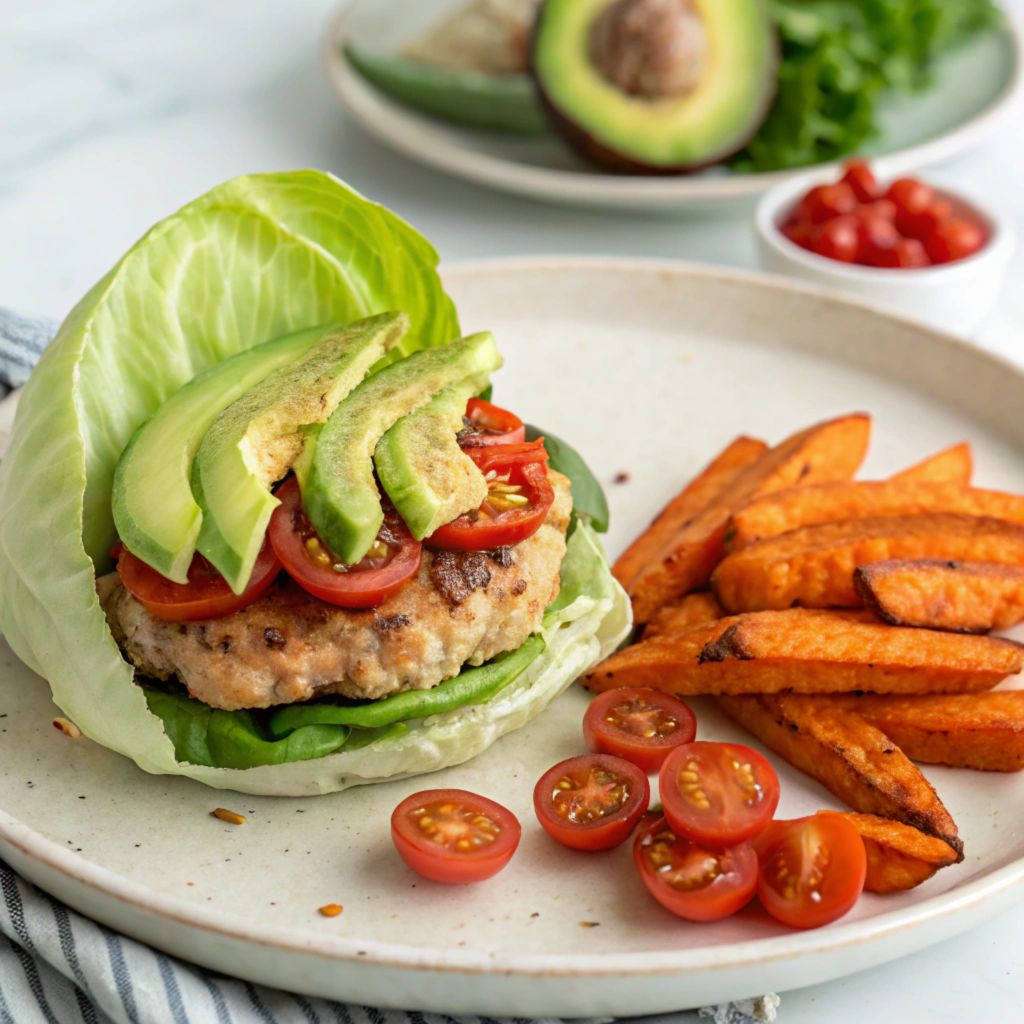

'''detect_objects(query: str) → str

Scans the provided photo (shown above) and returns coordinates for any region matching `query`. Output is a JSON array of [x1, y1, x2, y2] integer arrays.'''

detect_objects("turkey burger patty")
[[99, 470, 571, 711]]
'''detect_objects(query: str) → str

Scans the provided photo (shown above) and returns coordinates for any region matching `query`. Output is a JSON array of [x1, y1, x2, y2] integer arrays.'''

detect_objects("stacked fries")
[[589, 415, 1024, 892]]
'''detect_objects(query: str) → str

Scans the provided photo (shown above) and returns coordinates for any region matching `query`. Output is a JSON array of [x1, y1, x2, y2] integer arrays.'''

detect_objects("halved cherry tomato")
[[796, 182, 857, 224], [634, 814, 759, 922], [659, 741, 780, 849], [116, 540, 281, 622], [840, 160, 878, 203], [781, 220, 815, 252], [583, 688, 697, 774], [856, 214, 899, 265], [896, 198, 952, 240], [887, 177, 934, 218], [459, 397, 526, 447], [534, 753, 650, 851], [428, 451, 554, 551], [924, 217, 987, 265], [268, 477, 421, 608], [870, 237, 929, 269], [857, 199, 896, 222], [755, 815, 867, 929], [391, 789, 520, 884], [812, 215, 859, 263]]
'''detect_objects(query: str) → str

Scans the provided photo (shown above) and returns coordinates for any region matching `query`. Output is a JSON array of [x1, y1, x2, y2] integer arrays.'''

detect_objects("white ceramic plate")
[[4, 259, 1024, 1016], [324, 1, 1024, 212]]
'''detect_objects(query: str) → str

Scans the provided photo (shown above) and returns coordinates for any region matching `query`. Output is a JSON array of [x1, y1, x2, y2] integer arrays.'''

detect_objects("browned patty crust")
[[99, 470, 572, 710]]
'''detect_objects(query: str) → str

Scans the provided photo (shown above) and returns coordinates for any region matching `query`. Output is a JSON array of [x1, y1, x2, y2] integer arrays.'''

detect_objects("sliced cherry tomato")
[[840, 160, 878, 203], [812, 215, 860, 263], [755, 815, 867, 929], [428, 454, 554, 551], [391, 789, 520, 884], [634, 814, 759, 922], [465, 439, 548, 474], [871, 237, 930, 269], [856, 214, 899, 265], [896, 198, 952, 240], [886, 178, 934, 219], [269, 477, 421, 608], [659, 741, 780, 849], [796, 183, 858, 224], [534, 753, 650, 851], [781, 219, 817, 251], [924, 217, 987, 265], [856, 199, 896, 222], [117, 540, 281, 622], [458, 397, 526, 447], [583, 688, 697, 773]]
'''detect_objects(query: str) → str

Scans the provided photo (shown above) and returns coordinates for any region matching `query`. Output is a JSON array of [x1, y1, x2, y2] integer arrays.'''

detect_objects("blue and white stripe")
[[0, 312, 775, 1024]]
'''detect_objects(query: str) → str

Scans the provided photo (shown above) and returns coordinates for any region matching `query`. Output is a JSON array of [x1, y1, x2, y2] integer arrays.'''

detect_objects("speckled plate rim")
[[323, 4, 1024, 210], [5, 256, 1024, 981]]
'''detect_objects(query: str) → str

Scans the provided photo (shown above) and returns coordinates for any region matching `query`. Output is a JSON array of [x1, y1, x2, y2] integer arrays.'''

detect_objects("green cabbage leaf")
[[0, 170, 459, 784]]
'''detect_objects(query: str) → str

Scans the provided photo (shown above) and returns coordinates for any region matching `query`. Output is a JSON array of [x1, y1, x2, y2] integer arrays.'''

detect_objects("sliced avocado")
[[345, 44, 548, 136], [375, 377, 489, 541], [532, 0, 778, 173], [192, 313, 408, 593], [299, 332, 502, 564], [111, 324, 332, 582]]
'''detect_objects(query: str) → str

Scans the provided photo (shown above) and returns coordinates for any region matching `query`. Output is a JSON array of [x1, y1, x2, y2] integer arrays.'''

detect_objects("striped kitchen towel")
[[0, 312, 778, 1024]]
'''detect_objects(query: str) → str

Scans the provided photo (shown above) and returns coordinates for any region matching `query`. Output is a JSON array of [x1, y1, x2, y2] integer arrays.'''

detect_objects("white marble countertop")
[[3, 0, 1024, 1018]]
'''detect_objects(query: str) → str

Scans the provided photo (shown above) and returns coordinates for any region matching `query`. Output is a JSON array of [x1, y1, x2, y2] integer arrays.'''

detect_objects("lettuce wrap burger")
[[0, 171, 629, 796]]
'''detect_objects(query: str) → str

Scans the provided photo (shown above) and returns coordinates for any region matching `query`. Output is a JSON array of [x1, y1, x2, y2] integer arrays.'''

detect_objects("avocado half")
[[531, 0, 778, 175]]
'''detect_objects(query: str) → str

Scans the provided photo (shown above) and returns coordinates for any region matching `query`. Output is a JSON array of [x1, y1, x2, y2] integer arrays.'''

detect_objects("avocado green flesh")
[[375, 377, 489, 541], [111, 325, 332, 582], [345, 44, 548, 136], [192, 313, 409, 594], [300, 332, 502, 564], [533, 0, 776, 169]]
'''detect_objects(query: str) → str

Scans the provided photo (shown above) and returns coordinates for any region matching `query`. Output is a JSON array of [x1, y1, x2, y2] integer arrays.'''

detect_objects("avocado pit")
[[590, 0, 708, 101]]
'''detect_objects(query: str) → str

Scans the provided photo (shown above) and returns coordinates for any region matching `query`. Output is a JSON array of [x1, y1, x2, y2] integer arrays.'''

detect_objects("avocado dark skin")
[[530, 0, 779, 176]]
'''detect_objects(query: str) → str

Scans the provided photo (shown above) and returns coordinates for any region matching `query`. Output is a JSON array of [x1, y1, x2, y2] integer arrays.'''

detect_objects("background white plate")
[[4, 259, 1024, 1016], [325, 1, 1024, 212]]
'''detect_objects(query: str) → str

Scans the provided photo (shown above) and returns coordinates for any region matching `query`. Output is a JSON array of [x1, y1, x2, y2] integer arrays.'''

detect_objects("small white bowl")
[[755, 168, 1015, 335]]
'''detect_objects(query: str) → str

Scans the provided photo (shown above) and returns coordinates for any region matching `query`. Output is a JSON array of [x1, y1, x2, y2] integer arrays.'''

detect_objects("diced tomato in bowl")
[[755, 158, 1014, 334]]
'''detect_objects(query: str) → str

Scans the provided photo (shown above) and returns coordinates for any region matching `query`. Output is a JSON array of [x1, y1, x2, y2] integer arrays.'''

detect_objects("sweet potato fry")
[[854, 559, 1024, 633], [644, 592, 724, 639], [628, 414, 871, 623], [716, 693, 963, 856], [890, 442, 972, 486], [823, 691, 1024, 771], [713, 513, 1024, 612], [582, 609, 1022, 696], [816, 811, 960, 892], [613, 436, 767, 593], [728, 480, 1024, 551]]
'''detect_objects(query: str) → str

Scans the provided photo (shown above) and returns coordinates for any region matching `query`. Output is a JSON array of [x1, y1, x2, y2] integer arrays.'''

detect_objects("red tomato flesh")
[[269, 477, 421, 608], [391, 789, 520, 884], [634, 815, 759, 922], [755, 815, 867, 929], [117, 540, 281, 622], [583, 688, 697, 773], [428, 450, 554, 551], [797, 183, 858, 224], [812, 215, 859, 263], [534, 753, 650, 851], [925, 217, 987, 265], [840, 160, 878, 203], [659, 741, 780, 849], [459, 397, 526, 447]]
